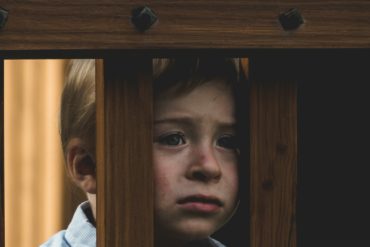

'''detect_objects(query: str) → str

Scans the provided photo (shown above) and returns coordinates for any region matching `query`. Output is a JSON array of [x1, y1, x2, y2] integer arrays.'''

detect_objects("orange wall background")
[[4, 60, 85, 247]]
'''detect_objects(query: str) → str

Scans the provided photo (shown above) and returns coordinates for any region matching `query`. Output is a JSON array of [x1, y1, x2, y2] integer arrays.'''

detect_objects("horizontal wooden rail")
[[1, 0, 370, 50]]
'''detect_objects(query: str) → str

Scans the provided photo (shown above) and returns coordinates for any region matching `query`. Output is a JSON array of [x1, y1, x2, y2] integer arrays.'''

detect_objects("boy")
[[41, 57, 242, 247]]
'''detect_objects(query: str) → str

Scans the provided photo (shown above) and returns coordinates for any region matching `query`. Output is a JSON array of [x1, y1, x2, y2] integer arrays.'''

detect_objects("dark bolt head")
[[0, 7, 9, 30], [278, 8, 304, 31], [131, 6, 158, 32]]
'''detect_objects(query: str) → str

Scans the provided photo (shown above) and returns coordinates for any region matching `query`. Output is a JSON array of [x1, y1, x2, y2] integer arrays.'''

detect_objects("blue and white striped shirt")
[[40, 201, 96, 247], [40, 201, 226, 247]]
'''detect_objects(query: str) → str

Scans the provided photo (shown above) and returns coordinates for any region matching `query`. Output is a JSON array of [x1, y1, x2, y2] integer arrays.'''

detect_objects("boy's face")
[[153, 81, 239, 242]]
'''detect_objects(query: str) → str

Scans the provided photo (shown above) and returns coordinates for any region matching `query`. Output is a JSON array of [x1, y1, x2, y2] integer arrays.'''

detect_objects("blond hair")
[[60, 59, 96, 155], [60, 58, 241, 156]]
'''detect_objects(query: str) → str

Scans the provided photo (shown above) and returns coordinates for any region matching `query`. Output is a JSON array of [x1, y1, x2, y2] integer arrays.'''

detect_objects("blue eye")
[[158, 133, 186, 146], [217, 135, 238, 150]]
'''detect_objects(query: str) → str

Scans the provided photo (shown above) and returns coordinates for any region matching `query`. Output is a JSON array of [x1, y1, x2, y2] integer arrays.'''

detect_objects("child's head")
[[61, 58, 241, 246]]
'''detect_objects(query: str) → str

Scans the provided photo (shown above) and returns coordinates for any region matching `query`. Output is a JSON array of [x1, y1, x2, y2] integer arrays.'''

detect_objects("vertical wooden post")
[[96, 57, 154, 247], [249, 56, 297, 247], [0, 59, 4, 247]]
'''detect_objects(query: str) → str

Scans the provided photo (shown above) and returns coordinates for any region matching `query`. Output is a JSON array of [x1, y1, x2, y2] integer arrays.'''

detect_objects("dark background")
[[212, 50, 370, 247], [297, 50, 370, 247]]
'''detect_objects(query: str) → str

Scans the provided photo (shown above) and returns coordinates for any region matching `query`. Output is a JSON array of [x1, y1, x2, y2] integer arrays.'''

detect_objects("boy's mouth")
[[177, 195, 223, 207], [177, 194, 223, 212]]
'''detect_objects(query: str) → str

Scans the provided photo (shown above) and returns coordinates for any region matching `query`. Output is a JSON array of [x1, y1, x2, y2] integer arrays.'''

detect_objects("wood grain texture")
[[249, 56, 297, 247], [96, 59, 105, 247], [0, 59, 4, 247], [0, 0, 370, 50], [96, 57, 154, 247]]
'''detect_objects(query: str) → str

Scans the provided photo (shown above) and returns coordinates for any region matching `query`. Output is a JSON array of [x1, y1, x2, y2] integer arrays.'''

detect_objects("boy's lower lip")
[[178, 202, 221, 213]]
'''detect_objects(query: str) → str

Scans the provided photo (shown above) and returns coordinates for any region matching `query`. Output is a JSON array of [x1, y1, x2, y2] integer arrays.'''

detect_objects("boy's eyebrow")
[[154, 117, 236, 129], [154, 117, 195, 126]]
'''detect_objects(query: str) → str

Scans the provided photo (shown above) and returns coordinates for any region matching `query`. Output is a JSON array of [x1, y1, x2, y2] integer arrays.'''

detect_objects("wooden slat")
[[0, 0, 370, 50], [96, 57, 154, 247], [249, 56, 297, 247], [0, 59, 4, 247]]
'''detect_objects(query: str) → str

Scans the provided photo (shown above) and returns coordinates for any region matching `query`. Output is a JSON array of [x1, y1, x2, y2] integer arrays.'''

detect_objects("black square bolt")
[[0, 7, 8, 30], [278, 8, 304, 31], [131, 6, 158, 32]]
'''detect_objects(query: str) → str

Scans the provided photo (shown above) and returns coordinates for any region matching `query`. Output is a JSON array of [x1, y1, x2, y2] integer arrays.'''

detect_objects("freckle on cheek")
[[156, 175, 169, 188], [155, 171, 170, 197], [199, 155, 206, 162]]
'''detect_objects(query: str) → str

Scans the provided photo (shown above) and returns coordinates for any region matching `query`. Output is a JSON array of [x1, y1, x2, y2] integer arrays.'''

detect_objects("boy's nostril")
[[193, 171, 208, 181], [192, 170, 221, 182]]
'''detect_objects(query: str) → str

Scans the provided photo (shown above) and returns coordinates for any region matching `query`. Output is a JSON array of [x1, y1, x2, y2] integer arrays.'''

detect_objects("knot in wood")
[[276, 143, 288, 154], [262, 179, 274, 191]]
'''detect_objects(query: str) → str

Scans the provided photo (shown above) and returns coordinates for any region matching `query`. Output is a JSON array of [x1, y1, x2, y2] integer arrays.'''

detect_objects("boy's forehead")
[[154, 81, 235, 124], [154, 77, 232, 98], [155, 79, 232, 98]]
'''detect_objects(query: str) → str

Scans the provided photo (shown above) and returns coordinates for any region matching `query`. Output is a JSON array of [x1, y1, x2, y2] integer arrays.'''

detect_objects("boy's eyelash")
[[217, 134, 238, 150], [155, 132, 186, 146], [154, 132, 239, 150]]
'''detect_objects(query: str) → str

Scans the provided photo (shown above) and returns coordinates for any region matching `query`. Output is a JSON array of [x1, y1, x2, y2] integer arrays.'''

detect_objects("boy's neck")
[[86, 193, 96, 227], [82, 201, 96, 227], [155, 233, 211, 247]]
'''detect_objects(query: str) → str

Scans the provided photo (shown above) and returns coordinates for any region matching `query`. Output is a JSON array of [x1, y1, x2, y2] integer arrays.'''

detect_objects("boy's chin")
[[164, 220, 219, 240]]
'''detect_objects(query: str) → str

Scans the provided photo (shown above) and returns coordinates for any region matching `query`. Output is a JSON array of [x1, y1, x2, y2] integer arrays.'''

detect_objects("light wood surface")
[[0, 59, 4, 247]]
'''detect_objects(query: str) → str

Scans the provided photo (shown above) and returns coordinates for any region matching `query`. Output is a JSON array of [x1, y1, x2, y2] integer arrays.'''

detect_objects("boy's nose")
[[186, 146, 222, 182]]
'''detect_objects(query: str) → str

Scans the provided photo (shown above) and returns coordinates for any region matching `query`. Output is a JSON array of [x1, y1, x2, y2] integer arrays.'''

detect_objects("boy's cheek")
[[154, 172, 169, 194], [153, 162, 173, 201], [223, 168, 239, 201]]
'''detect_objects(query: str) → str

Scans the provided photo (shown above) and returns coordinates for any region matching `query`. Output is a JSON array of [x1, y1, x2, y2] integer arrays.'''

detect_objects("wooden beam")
[[1, 1, 370, 50], [249, 56, 297, 247], [96, 57, 154, 247], [0, 59, 4, 247]]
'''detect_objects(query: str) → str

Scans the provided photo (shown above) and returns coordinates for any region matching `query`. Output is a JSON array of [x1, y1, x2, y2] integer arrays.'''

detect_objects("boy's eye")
[[217, 135, 238, 150], [158, 133, 186, 146]]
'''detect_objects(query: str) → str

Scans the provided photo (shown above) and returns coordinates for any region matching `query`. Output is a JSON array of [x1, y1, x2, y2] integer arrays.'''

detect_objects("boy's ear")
[[66, 138, 96, 194]]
